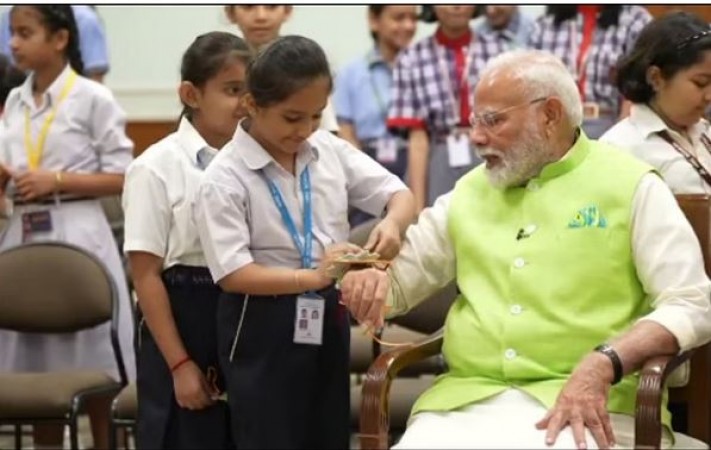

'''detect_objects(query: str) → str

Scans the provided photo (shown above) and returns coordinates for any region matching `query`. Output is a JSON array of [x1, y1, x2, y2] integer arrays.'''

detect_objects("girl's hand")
[[172, 360, 216, 410], [308, 242, 362, 288], [364, 218, 402, 261], [13, 170, 57, 201]]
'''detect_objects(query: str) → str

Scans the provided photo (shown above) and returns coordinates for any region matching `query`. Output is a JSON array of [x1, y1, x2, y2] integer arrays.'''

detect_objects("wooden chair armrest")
[[359, 330, 444, 450], [635, 351, 694, 449]]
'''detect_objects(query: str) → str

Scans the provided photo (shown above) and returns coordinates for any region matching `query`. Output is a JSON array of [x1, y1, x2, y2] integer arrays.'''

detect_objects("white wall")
[[44, 5, 545, 120]]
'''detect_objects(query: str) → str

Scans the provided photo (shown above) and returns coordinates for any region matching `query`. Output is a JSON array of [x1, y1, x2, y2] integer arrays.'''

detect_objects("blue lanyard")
[[263, 167, 313, 269]]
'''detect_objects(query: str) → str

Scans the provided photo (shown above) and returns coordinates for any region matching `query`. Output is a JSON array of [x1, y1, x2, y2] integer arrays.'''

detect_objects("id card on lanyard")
[[20, 70, 77, 242], [263, 167, 325, 345], [24, 70, 78, 170], [436, 43, 474, 168], [368, 65, 399, 164]]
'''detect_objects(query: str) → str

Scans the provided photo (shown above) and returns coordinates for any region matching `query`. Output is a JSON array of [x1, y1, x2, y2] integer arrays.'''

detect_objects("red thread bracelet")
[[171, 356, 191, 373]]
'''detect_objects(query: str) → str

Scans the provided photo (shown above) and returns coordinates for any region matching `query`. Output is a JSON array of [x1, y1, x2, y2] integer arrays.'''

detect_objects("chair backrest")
[[0, 241, 116, 333], [670, 194, 711, 442]]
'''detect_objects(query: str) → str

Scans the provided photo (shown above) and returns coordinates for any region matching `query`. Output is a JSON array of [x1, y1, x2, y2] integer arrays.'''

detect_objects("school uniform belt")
[[12, 195, 95, 206], [162, 265, 215, 287]]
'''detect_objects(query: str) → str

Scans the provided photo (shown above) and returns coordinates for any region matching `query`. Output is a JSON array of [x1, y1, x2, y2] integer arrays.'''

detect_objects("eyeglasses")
[[469, 97, 547, 131]]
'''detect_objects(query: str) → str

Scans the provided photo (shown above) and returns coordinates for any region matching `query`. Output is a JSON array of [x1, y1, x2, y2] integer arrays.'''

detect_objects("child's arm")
[[218, 243, 360, 295], [364, 189, 416, 260], [218, 264, 329, 295], [130, 252, 216, 409], [11, 170, 123, 201]]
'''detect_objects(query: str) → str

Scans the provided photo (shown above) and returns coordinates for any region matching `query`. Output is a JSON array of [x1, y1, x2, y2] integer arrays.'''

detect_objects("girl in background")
[[334, 5, 418, 225], [602, 12, 711, 194], [334, 5, 418, 181], [388, 5, 506, 211], [225, 4, 341, 135], [124, 31, 252, 449], [0, 5, 134, 449]]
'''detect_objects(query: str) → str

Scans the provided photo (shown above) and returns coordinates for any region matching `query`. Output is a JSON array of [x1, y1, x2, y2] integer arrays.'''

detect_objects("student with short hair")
[[124, 31, 253, 449], [195, 35, 416, 449]]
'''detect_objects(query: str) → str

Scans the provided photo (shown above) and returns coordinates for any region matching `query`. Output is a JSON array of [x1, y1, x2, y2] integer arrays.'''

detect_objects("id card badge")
[[294, 294, 325, 345], [582, 102, 600, 120], [446, 132, 472, 168], [375, 137, 398, 164], [21, 210, 52, 242]]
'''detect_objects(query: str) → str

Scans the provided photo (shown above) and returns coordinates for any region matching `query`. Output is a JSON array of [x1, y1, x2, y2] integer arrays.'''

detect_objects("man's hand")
[[364, 217, 402, 260], [340, 267, 390, 329], [13, 169, 57, 201], [535, 352, 616, 450]]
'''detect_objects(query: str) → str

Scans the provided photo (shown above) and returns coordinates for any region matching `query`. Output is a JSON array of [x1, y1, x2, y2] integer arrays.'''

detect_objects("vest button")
[[504, 348, 517, 360], [510, 304, 522, 315], [524, 224, 537, 235], [513, 257, 526, 268]]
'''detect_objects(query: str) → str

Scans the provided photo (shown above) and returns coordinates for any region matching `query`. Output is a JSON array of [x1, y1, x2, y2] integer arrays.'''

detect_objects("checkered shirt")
[[387, 32, 508, 136], [527, 6, 652, 115]]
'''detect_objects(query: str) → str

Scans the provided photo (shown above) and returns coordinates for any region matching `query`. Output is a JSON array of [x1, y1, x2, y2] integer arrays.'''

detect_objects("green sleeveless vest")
[[411, 133, 669, 427]]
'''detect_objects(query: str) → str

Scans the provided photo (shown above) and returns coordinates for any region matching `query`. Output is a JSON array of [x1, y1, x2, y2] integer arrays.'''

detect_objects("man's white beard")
[[476, 123, 553, 189]]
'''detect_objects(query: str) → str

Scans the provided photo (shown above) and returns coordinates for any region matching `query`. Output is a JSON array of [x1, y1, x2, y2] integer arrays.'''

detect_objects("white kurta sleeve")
[[631, 173, 711, 352]]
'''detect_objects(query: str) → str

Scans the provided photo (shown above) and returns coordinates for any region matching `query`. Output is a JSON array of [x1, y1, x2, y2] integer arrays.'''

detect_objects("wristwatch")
[[594, 343, 623, 385]]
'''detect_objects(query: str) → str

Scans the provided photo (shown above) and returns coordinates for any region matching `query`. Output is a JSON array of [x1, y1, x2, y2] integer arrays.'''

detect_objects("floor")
[[0, 421, 359, 449], [0, 418, 105, 450]]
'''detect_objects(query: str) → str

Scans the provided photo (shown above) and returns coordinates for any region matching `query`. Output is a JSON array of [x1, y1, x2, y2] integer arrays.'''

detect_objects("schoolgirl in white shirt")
[[195, 35, 416, 449], [123, 32, 252, 450], [0, 6, 134, 449]]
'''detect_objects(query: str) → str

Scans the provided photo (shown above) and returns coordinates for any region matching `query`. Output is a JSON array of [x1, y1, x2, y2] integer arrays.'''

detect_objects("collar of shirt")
[[234, 119, 320, 172], [630, 103, 710, 141], [19, 63, 74, 109], [435, 26, 473, 49], [175, 116, 217, 170], [536, 128, 592, 182], [366, 47, 389, 69]]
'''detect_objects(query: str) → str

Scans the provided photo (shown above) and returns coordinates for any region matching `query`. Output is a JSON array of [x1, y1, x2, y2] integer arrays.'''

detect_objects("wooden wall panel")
[[646, 5, 711, 22], [126, 121, 177, 157]]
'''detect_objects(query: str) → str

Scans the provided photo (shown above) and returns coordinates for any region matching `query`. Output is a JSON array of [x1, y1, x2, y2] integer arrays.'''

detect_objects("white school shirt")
[[123, 117, 218, 269], [0, 64, 132, 180], [387, 173, 711, 353], [195, 121, 408, 282], [600, 104, 711, 195]]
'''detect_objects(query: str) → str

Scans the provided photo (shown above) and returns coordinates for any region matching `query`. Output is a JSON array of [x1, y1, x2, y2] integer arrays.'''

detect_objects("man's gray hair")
[[479, 49, 583, 127]]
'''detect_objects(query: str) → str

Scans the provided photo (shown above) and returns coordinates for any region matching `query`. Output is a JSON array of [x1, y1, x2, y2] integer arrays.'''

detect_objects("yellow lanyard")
[[24, 70, 78, 170]]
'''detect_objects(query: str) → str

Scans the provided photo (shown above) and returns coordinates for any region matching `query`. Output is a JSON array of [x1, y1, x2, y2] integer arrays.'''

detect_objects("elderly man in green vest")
[[340, 49, 711, 449]]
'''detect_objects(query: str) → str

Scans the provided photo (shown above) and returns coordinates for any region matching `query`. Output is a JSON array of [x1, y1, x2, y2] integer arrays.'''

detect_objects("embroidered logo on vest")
[[568, 205, 607, 229]]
